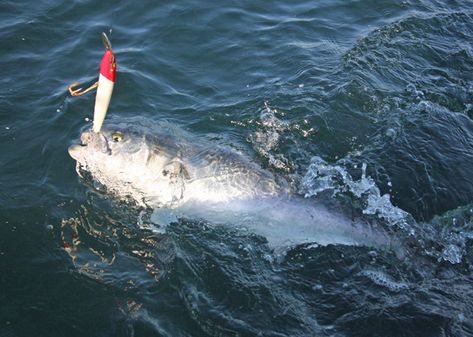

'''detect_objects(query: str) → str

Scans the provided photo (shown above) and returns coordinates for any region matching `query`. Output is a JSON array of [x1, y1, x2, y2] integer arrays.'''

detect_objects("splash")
[[429, 205, 473, 264], [299, 156, 473, 264], [300, 156, 413, 231], [249, 102, 291, 171]]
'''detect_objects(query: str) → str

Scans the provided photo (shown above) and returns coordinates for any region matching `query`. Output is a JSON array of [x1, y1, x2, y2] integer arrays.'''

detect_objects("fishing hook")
[[67, 81, 98, 96]]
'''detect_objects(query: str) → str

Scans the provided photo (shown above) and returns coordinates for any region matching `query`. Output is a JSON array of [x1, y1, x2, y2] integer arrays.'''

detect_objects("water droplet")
[[312, 284, 323, 291], [441, 244, 462, 264], [386, 128, 396, 138], [368, 250, 378, 257]]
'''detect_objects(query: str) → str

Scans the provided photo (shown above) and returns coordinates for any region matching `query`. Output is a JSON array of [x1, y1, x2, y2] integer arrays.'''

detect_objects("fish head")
[[68, 128, 131, 166], [69, 123, 189, 206]]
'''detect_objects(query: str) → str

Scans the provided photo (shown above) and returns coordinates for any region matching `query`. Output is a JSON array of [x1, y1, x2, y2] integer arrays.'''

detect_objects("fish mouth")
[[68, 144, 85, 161], [69, 130, 92, 161], [68, 130, 111, 161]]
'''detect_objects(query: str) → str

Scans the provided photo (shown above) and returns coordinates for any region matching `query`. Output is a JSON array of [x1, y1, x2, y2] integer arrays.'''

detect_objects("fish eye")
[[111, 132, 124, 142]]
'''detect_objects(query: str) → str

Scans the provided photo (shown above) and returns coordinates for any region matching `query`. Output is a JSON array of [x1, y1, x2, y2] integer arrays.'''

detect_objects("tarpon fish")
[[69, 119, 394, 249]]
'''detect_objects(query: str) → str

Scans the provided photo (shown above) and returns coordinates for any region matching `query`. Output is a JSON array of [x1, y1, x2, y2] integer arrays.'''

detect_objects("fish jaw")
[[68, 144, 83, 161], [68, 131, 111, 163]]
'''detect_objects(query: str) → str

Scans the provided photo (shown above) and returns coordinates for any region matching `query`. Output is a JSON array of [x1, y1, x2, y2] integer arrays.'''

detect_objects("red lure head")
[[99, 50, 116, 82]]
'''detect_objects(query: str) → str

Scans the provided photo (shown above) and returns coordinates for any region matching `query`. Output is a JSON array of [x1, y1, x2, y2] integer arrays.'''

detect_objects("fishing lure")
[[68, 32, 116, 133]]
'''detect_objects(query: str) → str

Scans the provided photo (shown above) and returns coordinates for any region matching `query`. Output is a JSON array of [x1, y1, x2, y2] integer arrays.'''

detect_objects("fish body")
[[69, 119, 282, 207], [69, 119, 393, 249]]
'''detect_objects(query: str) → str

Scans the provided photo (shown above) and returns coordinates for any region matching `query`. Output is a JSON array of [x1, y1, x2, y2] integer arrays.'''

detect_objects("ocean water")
[[1, 0, 473, 336]]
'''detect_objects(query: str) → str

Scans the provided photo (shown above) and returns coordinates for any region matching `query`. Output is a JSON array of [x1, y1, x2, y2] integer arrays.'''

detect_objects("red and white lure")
[[68, 32, 116, 133]]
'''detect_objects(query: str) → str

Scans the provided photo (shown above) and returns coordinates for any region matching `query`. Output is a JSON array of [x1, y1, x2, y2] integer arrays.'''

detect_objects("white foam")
[[360, 269, 409, 292]]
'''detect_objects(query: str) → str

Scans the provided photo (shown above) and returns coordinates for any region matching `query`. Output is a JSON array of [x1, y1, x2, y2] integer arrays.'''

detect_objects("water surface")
[[1, 0, 473, 336]]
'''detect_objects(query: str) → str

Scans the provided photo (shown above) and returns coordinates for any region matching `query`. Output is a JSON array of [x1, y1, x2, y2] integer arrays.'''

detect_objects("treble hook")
[[67, 81, 98, 96]]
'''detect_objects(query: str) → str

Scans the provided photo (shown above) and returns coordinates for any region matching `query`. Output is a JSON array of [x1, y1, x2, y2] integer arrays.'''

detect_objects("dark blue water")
[[1, 0, 473, 336]]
